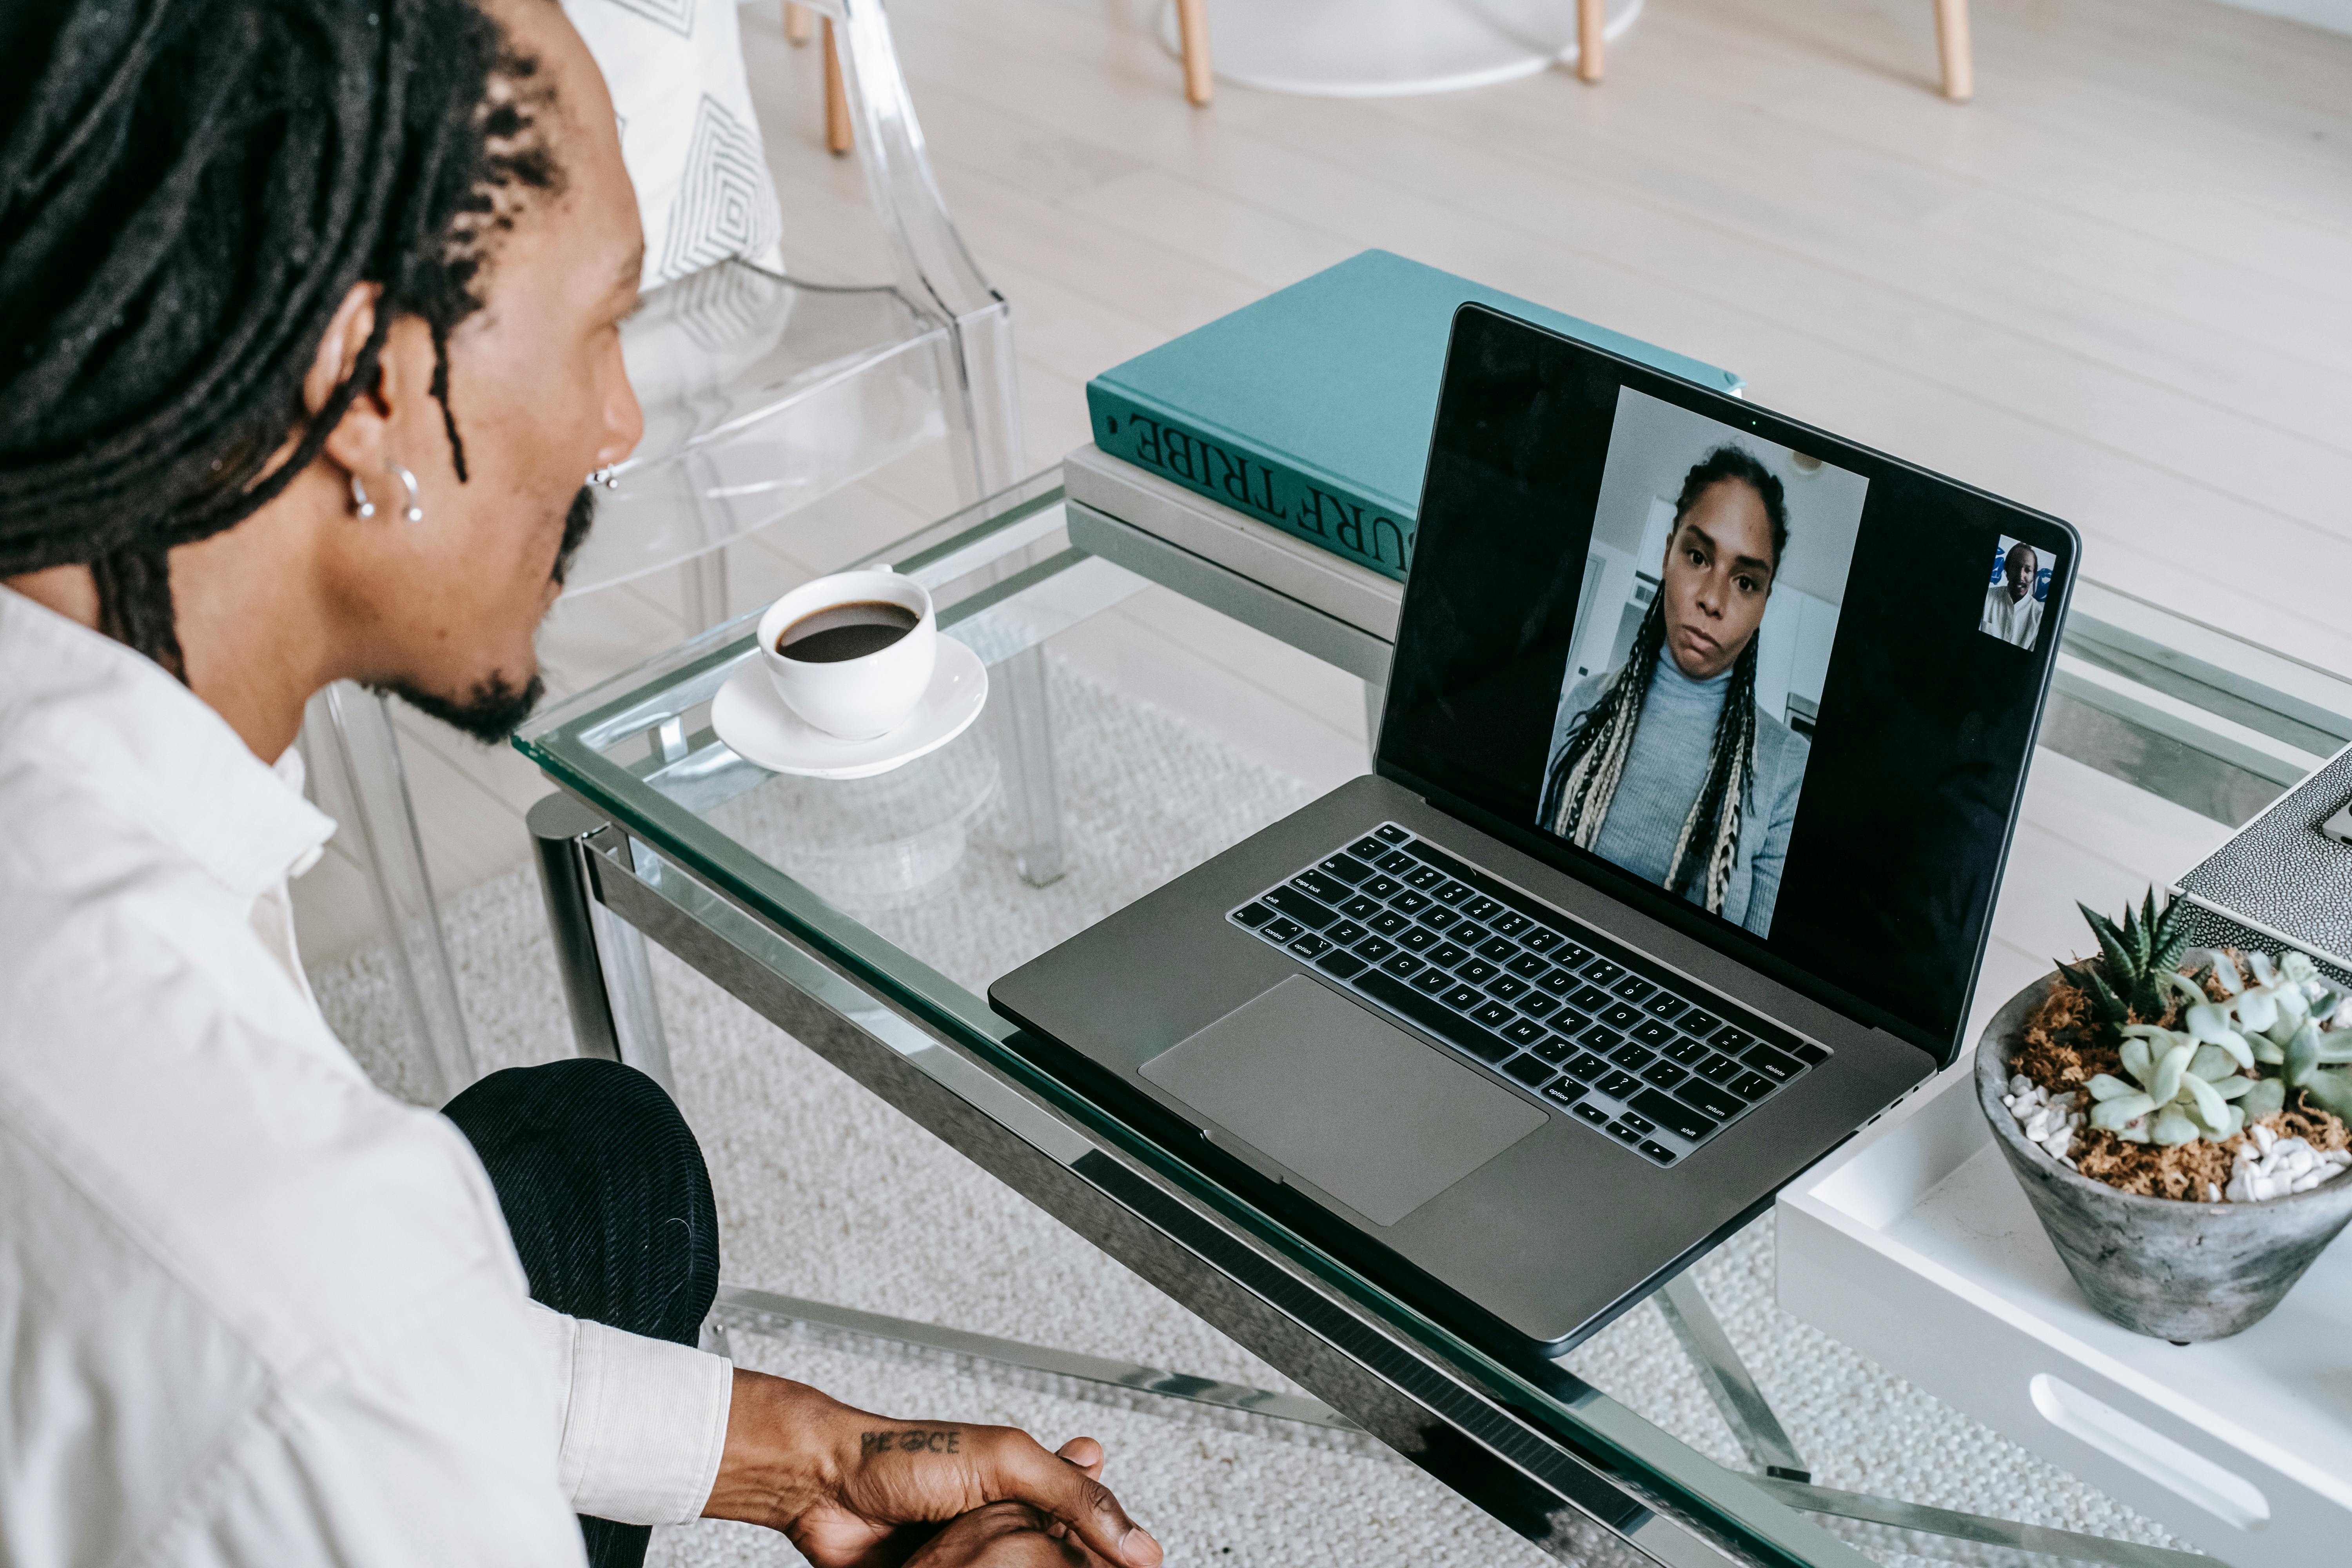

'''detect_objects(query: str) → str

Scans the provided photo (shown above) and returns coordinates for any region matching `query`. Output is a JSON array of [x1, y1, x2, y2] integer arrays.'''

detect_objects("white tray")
[[1777, 1066, 2352, 1564]]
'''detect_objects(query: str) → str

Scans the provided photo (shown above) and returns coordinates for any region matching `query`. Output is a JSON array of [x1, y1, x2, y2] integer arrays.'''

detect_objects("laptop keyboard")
[[1226, 822, 1828, 1167]]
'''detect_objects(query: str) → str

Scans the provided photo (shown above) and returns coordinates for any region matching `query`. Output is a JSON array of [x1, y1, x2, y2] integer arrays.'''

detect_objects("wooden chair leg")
[[1576, 0, 1605, 83], [1175, 0, 1212, 107], [823, 17, 853, 155], [784, 2, 812, 45], [1933, 0, 1973, 102]]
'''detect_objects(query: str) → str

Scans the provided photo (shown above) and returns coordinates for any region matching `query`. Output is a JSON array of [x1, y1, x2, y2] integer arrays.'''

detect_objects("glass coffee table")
[[514, 472, 2352, 1568]]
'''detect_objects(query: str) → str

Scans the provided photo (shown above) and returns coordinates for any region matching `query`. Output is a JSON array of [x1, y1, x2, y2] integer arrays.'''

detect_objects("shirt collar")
[[0, 587, 336, 898], [1651, 645, 1735, 693]]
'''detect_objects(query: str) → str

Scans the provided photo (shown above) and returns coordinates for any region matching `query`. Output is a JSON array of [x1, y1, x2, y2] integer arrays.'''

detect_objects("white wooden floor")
[[293, 0, 2352, 975]]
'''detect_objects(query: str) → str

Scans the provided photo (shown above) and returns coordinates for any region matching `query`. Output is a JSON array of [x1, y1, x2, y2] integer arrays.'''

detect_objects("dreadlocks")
[[0, 0, 563, 681], [1539, 445, 1790, 916]]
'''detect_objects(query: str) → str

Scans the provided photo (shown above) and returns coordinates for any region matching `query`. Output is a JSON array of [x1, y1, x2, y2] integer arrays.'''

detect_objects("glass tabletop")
[[517, 471, 2352, 1568]]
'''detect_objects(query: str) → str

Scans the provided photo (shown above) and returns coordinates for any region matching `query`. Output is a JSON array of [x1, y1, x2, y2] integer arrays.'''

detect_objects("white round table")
[[1159, 0, 1644, 99]]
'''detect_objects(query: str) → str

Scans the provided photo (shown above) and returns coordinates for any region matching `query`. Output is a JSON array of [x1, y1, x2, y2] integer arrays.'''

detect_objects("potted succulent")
[[1975, 891, 2352, 1341]]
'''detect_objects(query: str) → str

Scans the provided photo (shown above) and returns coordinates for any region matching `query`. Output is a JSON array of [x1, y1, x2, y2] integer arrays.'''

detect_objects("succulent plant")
[[2092, 946, 2352, 1140], [2047, 891, 2352, 1148], [2087, 1029, 2256, 1145], [2200, 949, 2352, 1123], [2059, 891, 2190, 1040]]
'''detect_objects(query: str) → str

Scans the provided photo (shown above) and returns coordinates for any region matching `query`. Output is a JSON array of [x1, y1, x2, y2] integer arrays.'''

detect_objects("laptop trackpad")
[[1142, 976, 1545, 1226]]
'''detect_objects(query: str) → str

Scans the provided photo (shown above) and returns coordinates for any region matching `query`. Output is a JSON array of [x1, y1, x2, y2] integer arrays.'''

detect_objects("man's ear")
[[310, 282, 387, 479]]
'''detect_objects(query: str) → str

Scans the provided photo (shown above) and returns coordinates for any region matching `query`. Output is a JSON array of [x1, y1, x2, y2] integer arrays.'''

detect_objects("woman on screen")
[[1539, 446, 1812, 938]]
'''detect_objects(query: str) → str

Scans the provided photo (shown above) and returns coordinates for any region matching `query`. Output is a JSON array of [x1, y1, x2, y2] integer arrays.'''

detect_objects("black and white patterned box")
[[2177, 742, 2352, 980]]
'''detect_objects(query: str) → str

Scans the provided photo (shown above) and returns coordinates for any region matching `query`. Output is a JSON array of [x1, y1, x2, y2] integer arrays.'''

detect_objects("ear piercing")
[[392, 463, 423, 523], [350, 465, 423, 521], [587, 466, 619, 490]]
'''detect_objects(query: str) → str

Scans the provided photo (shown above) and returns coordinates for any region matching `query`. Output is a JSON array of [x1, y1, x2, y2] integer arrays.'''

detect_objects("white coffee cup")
[[757, 568, 936, 741]]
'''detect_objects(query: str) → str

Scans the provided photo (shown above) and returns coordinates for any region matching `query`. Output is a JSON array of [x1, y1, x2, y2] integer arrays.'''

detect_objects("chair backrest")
[[578, 0, 1025, 557], [562, 0, 786, 290]]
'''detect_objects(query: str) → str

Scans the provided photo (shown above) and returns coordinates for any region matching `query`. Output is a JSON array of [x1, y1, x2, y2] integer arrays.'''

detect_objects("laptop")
[[991, 305, 2078, 1354]]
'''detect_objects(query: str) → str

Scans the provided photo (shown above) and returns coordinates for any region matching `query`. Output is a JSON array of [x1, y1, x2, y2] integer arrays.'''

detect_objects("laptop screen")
[[1379, 306, 2076, 1057]]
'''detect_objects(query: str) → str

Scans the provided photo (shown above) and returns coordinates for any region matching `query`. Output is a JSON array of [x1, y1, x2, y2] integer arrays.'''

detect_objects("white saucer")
[[711, 637, 989, 780]]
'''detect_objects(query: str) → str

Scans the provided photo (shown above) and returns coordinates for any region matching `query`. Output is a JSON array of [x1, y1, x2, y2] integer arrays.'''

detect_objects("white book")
[[1062, 445, 1401, 645]]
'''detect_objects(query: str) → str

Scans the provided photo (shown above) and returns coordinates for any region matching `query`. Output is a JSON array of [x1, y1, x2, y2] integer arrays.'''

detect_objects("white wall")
[[2210, 0, 2352, 36]]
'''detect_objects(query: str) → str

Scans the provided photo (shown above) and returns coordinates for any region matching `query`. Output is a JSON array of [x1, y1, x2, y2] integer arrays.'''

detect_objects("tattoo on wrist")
[[861, 1428, 960, 1456]]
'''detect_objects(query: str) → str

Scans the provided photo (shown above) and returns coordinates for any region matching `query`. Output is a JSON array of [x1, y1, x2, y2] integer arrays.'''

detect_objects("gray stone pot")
[[1976, 971, 2352, 1342]]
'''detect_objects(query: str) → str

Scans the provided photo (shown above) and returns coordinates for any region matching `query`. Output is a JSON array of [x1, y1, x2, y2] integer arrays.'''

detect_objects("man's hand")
[[705, 1370, 1160, 1568], [898, 1500, 1122, 1566]]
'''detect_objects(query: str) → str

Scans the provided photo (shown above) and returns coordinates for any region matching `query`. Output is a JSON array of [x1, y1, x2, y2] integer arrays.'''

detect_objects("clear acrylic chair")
[[304, 0, 1057, 1104]]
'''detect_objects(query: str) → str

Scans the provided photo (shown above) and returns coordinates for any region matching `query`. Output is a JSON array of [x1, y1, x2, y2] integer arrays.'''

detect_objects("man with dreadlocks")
[[0, 4, 1162, 1566], [1538, 446, 1812, 938]]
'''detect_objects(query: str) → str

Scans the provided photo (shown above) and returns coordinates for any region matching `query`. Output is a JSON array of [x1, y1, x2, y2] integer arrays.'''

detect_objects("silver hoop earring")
[[392, 463, 423, 523], [350, 473, 376, 519], [587, 466, 619, 490]]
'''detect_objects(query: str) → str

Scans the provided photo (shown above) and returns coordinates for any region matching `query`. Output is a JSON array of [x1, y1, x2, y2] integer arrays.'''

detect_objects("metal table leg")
[[933, 303, 1066, 889], [1655, 1274, 1811, 1484], [682, 547, 729, 632], [987, 643, 1065, 886], [715, 1283, 1358, 1432], [851, 483, 1072, 890], [529, 792, 677, 1096], [1650, 1276, 2212, 1568]]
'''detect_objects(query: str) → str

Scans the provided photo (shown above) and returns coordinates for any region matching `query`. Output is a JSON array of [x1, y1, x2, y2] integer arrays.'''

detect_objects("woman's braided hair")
[[1538, 446, 1789, 916], [0, 0, 562, 680]]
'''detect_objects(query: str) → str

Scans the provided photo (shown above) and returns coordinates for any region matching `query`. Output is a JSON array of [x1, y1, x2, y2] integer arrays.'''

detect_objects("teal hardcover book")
[[1085, 250, 1741, 582]]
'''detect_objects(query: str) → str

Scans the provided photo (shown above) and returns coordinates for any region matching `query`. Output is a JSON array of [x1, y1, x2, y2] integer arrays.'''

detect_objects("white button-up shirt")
[[0, 589, 732, 1565], [1979, 582, 2043, 649]]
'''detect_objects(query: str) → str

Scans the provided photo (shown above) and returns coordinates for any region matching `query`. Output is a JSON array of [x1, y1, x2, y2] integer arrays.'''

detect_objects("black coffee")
[[776, 600, 919, 663]]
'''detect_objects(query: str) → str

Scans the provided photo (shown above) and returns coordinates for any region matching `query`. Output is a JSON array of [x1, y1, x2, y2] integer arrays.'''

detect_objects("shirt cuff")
[[532, 1304, 733, 1525]]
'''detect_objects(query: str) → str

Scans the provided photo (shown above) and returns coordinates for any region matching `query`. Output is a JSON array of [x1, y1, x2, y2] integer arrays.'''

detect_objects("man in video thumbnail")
[[1979, 539, 2043, 649], [1540, 448, 1811, 937]]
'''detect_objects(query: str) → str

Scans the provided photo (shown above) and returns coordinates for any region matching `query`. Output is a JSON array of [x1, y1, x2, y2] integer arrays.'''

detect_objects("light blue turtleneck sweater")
[[1546, 650, 1811, 937]]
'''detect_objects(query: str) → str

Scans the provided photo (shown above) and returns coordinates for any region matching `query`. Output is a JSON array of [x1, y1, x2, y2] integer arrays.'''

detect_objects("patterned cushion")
[[563, 0, 784, 291]]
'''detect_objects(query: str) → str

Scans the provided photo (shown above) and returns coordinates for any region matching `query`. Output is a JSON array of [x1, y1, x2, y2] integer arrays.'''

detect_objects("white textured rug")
[[311, 659, 2181, 1566]]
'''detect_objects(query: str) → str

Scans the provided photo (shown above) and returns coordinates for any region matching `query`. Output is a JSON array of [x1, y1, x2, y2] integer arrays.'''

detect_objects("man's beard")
[[388, 670, 547, 744], [552, 482, 597, 588], [382, 486, 596, 744]]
